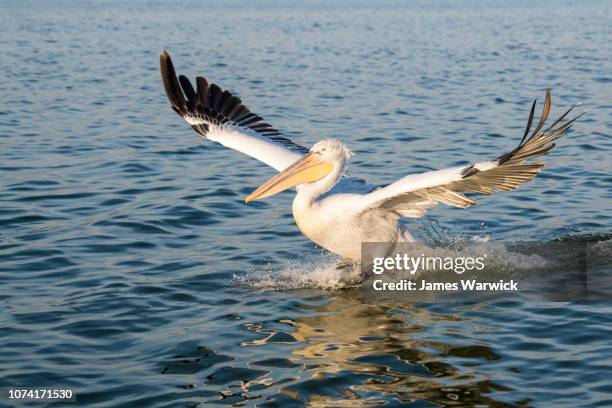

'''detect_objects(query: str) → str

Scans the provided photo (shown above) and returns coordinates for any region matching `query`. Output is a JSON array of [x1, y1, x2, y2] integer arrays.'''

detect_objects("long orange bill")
[[245, 152, 333, 202]]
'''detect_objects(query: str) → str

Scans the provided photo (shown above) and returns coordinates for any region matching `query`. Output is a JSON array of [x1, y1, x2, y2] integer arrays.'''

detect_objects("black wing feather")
[[195, 77, 209, 108], [160, 50, 308, 154]]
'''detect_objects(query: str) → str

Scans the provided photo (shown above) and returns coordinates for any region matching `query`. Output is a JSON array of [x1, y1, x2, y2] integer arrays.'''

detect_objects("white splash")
[[231, 252, 354, 291], [232, 238, 550, 291]]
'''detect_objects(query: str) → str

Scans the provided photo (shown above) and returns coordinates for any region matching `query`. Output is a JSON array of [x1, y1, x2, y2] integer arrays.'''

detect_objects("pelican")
[[160, 51, 583, 266]]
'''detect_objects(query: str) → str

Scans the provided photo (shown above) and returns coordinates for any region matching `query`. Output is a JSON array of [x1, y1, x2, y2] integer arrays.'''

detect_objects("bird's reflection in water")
[[251, 293, 524, 407]]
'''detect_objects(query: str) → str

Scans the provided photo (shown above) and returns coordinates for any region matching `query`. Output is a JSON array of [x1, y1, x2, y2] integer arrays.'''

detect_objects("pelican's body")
[[160, 51, 583, 265], [278, 140, 411, 261], [293, 184, 407, 261], [293, 194, 400, 260]]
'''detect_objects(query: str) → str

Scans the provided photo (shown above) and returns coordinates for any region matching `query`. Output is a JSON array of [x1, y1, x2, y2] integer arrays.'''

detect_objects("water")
[[1, 0, 611, 406]]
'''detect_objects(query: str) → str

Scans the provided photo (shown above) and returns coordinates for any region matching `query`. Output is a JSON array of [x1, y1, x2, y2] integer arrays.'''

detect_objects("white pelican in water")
[[160, 51, 583, 264]]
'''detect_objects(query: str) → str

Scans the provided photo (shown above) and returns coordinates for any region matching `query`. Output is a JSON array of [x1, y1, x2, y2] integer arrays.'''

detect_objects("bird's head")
[[245, 139, 351, 202], [310, 139, 353, 162]]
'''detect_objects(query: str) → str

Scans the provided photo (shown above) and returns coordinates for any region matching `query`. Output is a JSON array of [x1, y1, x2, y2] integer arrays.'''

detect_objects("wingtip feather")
[[159, 50, 187, 114]]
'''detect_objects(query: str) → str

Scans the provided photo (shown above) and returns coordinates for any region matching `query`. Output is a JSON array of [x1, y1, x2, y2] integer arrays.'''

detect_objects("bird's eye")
[[320, 148, 327, 152]]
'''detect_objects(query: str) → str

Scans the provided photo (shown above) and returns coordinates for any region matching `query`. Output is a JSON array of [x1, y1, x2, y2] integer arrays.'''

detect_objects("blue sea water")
[[1, 0, 611, 406]]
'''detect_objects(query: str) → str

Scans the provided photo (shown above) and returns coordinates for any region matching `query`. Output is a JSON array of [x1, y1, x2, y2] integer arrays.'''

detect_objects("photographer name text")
[[373, 279, 518, 291]]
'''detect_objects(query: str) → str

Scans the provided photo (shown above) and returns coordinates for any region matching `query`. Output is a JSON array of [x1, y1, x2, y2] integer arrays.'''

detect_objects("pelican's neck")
[[292, 183, 329, 232]]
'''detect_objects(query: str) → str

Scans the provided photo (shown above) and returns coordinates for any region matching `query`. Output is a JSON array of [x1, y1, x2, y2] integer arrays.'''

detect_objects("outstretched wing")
[[363, 91, 585, 218], [160, 51, 308, 171]]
